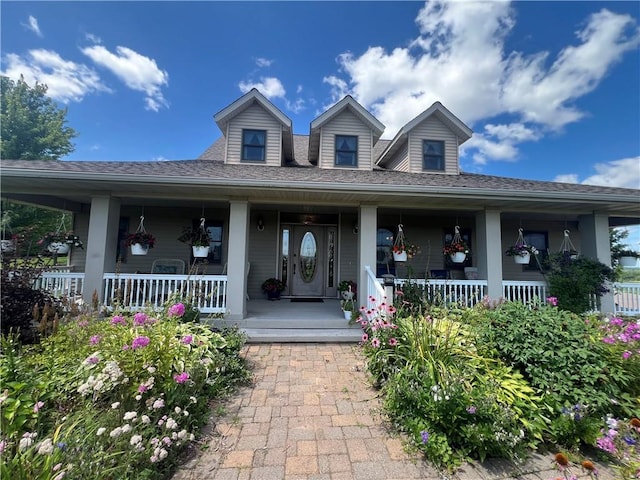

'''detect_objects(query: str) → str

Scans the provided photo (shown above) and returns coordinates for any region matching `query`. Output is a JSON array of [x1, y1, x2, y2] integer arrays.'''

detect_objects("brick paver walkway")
[[172, 344, 617, 480]]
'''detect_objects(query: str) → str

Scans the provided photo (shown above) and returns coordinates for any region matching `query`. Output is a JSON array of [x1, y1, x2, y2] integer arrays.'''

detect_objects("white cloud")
[[85, 32, 102, 44], [553, 174, 579, 184], [1, 49, 109, 103], [328, 1, 640, 164], [554, 157, 640, 189], [255, 57, 273, 68], [238, 77, 286, 99], [22, 15, 42, 37], [82, 45, 169, 112]]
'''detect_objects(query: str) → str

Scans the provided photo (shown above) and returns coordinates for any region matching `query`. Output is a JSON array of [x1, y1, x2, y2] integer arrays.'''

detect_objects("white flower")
[[183, 410, 189, 417], [141, 415, 151, 424], [111, 402, 120, 410], [123, 411, 137, 421], [121, 424, 132, 434], [109, 427, 123, 438], [189, 396, 197, 404], [37, 438, 54, 455], [130, 435, 143, 446], [19, 436, 33, 451], [96, 427, 106, 436], [165, 417, 178, 430], [177, 430, 187, 440], [147, 366, 156, 374], [174, 407, 182, 414], [159, 448, 168, 460], [135, 395, 142, 401], [150, 455, 158, 463], [189, 433, 195, 441], [152, 399, 165, 409]]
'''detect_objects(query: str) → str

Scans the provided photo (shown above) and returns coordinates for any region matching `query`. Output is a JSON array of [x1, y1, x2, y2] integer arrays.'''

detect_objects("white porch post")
[[476, 210, 503, 300], [226, 200, 249, 321], [358, 205, 377, 302], [84, 196, 120, 305], [579, 213, 615, 314]]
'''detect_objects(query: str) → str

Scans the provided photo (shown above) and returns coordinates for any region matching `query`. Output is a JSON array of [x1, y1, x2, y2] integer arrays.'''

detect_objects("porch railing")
[[34, 272, 85, 299], [614, 282, 640, 316], [365, 266, 386, 311], [392, 278, 488, 308], [102, 274, 227, 314], [502, 281, 547, 305]]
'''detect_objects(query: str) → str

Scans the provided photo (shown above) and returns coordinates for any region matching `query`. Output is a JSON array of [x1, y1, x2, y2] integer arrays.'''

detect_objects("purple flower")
[[168, 303, 186, 317], [78, 320, 89, 328], [546, 296, 558, 306], [622, 351, 632, 360], [111, 315, 127, 326], [466, 406, 477, 414], [138, 384, 148, 393], [173, 372, 190, 384], [33, 401, 44, 413], [89, 335, 101, 345], [420, 430, 429, 444], [131, 336, 151, 349], [86, 356, 99, 364], [181, 335, 193, 345], [134, 313, 148, 326]]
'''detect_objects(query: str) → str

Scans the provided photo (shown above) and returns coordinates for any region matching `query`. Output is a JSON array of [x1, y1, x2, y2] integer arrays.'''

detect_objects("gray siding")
[[384, 143, 409, 172], [226, 104, 283, 166], [318, 110, 374, 170], [407, 116, 459, 174], [338, 214, 358, 297], [247, 210, 280, 299]]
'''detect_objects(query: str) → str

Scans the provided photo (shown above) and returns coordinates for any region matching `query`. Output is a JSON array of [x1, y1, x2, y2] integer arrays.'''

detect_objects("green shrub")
[[0, 303, 250, 480], [476, 302, 637, 443]]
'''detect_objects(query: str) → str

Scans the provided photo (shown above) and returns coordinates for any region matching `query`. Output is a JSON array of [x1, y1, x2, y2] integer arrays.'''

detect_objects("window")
[[523, 231, 548, 271], [242, 129, 266, 162], [376, 228, 395, 276], [423, 140, 445, 171], [335, 135, 358, 167]]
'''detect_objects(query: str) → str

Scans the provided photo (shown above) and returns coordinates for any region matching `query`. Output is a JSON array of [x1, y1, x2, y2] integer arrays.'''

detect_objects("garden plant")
[[0, 301, 251, 480], [356, 292, 639, 476]]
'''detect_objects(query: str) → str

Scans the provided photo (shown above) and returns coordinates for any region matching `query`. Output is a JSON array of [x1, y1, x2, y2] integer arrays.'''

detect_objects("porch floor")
[[206, 298, 363, 343]]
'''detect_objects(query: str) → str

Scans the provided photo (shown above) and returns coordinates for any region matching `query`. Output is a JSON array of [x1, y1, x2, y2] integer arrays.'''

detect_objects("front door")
[[291, 226, 324, 296]]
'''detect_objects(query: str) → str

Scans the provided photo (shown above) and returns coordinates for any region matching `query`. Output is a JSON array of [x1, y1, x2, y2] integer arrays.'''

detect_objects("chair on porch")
[[222, 262, 250, 300], [151, 259, 186, 275]]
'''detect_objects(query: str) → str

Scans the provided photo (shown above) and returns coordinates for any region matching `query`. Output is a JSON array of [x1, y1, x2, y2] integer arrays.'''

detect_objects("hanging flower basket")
[[443, 226, 469, 263], [192, 246, 210, 258], [392, 224, 419, 262], [179, 217, 212, 258], [505, 228, 538, 264], [47, 242, 70, 255], [558, 229, 579, 260], [126, 216, 155, 255]]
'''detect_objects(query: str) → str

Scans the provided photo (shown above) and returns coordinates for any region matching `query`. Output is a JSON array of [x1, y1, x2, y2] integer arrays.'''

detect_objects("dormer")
[[308, 96, 385, 170], [377, 102, 472, 174], [214, 88, 294, 166]]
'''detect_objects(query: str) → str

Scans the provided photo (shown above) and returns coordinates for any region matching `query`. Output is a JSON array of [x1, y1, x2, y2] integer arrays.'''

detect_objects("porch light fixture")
[[352, 222, 358, 234], [257, 217, 265, 231]]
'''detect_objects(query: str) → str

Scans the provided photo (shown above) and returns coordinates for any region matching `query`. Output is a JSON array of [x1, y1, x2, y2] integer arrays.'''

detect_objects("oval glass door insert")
[[299, 231, 317, 282]]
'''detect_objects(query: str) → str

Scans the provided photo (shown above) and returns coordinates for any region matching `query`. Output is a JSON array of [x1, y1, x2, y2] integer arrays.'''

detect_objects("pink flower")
[[134, 313, 148, 326], [546, 296, 558, 306], [86, 356, 99, 364], [111, 315, 126, 326], [622, 351, 632, 359], [361, 333, 369, 342], [89, 335, 101, 345], [168, 303, 186, 317], [78, 320, 89, 328], [33, 401, 44, 413], [388, 337, 398, 346], [131, 336, 151, 349], [181, 335, 193, 345], [371, 338, 381, 348], [173, 372, 190, 384], [138, 384, 148, 393]]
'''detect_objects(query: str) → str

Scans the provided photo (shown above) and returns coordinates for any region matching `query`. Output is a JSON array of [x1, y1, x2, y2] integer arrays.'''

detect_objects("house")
[[1, 88, 638, 321]]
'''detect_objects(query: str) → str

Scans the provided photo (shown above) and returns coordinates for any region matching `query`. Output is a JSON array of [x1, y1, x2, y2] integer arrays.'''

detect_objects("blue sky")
[[2, 1, 639, 244]]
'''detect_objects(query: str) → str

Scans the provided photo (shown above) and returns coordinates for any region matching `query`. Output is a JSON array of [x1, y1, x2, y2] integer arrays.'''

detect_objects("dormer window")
[[242, 129, 266, 162], [423, 140, 444, 171], [335, 135, 358, 167]]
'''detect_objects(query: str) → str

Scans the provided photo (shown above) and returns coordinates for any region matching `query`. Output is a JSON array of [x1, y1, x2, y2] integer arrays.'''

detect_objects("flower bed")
[[0, 303, 250, 479]]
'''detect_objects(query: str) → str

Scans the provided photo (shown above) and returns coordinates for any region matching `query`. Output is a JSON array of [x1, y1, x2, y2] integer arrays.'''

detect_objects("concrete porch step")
[[241, 327, 363, 343]]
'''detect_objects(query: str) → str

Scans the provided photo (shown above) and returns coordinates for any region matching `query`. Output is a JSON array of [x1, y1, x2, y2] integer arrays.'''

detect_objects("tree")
[[0, 75, 77, 160]]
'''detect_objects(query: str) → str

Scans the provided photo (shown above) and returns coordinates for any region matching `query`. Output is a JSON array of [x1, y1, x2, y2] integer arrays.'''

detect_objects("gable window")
[[423, 140, 445, 171], [335, 135, 358, 167], [242, 129, 266, 162]]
